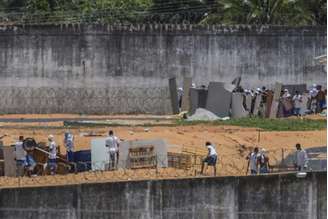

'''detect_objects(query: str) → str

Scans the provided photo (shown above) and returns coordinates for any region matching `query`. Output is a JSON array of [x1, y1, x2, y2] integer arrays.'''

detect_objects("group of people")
[[200, 141, 309, 176], [246, 143, 309, 175], [12, 131, 74, 176], [256, 84, 326, 117], [8, 128, 310, 177], [246, 147, 270, 175]]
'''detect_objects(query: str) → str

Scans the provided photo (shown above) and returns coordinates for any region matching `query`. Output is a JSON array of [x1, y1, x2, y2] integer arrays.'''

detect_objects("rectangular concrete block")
[[189, 88, 208, 115], [206, 82, 233, 117], [181, 77, 192, 112], [270, 82, 283, 118], [265, 91, 274, 118], [91, 138, 109, 171], [118, 139, 168, 169], [252, 94, 262, 116], [245, 94, 252, 111], [3, 146, 15, 177], [169, 78, 179, 114], [231, 93, 249, 119]]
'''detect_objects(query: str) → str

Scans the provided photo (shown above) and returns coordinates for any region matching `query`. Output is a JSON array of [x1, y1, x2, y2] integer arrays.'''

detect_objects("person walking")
[[47, 135, 57, 175], [246, 147, 259, 175], [294, 143, 308, 171], [201, 142, 218, 176], [258, 148, 270, 174], [105, 130, 120, 170], [292, 91, 302, 116], [64, 131, 74, 162]]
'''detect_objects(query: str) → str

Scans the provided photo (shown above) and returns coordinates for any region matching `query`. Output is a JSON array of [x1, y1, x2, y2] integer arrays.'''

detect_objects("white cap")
[[284, 89, 288, 92], [260, 148, 266, 154], [48, 135, 54, 140], [256, 88, 261, 91], [178, 87, 183, 91]]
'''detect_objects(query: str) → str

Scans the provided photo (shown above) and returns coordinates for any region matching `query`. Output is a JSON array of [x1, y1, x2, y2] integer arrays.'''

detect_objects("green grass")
[[176, 117, 327, 131]]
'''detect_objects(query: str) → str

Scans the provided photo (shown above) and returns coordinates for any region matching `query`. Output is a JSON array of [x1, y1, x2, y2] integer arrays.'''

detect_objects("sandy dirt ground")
[[0, 114, 326, 188]]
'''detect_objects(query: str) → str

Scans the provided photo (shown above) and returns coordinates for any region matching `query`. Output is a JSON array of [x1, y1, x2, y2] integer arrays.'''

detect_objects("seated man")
[[201, 142, 218, 176]]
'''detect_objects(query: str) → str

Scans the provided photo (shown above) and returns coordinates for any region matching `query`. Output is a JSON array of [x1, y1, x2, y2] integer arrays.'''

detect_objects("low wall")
[[0, 172, 326, 219], [0, 24, 326, 114]]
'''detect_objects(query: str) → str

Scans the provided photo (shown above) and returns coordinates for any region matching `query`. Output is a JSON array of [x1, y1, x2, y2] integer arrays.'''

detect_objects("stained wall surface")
[[0, 172, 326, 219], [0, 24, 326, 114]]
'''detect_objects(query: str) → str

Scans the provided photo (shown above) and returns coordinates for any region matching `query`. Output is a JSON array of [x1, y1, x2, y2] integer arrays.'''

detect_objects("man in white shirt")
[[246, 147, 259, 175], [294, 143, 308, 171], [105, 130, 120, 170], [14, 136, 26, 177], [64, 131, 74, 162], [292, 91, 303, 116], [48, 135, 57, 175], [201, 141, 218, 176]]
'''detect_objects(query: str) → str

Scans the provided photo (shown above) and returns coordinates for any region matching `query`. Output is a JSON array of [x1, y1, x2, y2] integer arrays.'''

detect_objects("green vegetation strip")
[[176, 117, 327, 131]]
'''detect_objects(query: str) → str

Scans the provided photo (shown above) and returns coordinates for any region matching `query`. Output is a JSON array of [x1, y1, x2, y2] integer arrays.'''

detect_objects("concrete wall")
[[0, 172, 326, 219], [0, 24, 326, 114]]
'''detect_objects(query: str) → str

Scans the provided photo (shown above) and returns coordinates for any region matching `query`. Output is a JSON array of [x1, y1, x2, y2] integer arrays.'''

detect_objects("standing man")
[[64, 131, 74, 162], [294, 143, 308, 171], [246, 147, 259, 175], [105, 130, 120, 170], [47, 135, 57, 175], [292, 91, 302, 116], [201, 142, 218, 176], [258, 148, 270, 174], [14, 136, 26, 177]]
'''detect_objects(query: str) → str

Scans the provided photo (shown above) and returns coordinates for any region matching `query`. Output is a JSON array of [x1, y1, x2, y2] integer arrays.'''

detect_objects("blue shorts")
[[204, 155, 217, 166]]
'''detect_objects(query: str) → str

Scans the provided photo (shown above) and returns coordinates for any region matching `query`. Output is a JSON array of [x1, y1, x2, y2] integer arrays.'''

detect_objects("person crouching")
[[201, 141, 218, 176]]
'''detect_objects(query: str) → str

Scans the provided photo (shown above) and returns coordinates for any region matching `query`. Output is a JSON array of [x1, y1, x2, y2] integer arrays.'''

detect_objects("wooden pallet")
[[128, 146, 156, 169]]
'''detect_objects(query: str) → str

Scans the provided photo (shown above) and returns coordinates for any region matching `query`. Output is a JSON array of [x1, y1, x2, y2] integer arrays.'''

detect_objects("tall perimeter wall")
[[0, 24, 326, 114], [0, 172, 326, 219]]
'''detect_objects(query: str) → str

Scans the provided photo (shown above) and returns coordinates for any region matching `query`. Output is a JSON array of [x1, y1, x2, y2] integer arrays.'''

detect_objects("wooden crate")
[[167, 152, 192, 169], [128, 146, 156, 169]]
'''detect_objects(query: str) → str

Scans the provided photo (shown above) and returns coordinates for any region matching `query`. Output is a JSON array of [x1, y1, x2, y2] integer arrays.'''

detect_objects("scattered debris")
[[187, 108, 230, 121]]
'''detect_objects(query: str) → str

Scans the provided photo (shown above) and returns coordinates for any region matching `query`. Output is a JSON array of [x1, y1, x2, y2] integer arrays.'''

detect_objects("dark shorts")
[[251, 169, 257, 175], [204, 155, 217, 166]]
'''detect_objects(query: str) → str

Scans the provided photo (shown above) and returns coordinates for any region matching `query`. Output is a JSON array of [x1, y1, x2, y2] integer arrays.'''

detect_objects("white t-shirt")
[[296, 149, 308, 168], [64, 133, 74, 152], [48, 141, 57, 159], [105, 136, 120, 153], [207, 145, 217, 156], [293, 94, 302, 108], [15, 141, 26, 161], [250, 152, 258, 171]]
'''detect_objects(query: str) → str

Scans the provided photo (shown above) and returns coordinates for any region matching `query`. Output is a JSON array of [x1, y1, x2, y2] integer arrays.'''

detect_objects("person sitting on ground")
[[201, 142, 217, 176], [105, 130, 120, 170], [258, 148, 270, 174], [64, 131, 74, 162], [292, 91, 303, 116], [47, 135, 57, 175], [246, 147, 259, 175], [14, 136, 26, 177], [294, 143, 308, 171]]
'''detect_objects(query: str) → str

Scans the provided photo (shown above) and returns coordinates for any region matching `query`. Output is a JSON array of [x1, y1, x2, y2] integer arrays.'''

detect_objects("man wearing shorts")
[[201, 141, 217, 176]]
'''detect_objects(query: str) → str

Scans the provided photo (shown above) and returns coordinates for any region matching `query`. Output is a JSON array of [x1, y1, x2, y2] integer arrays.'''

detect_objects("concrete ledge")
[[0, 172, 326, 219]]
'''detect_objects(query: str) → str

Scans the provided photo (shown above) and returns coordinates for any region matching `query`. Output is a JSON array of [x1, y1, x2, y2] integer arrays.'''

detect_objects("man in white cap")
[[48, 135, 57, 175]]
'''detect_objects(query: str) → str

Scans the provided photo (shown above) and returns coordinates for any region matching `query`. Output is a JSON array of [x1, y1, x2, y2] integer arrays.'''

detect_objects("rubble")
[[187, 108, 230, 121]]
